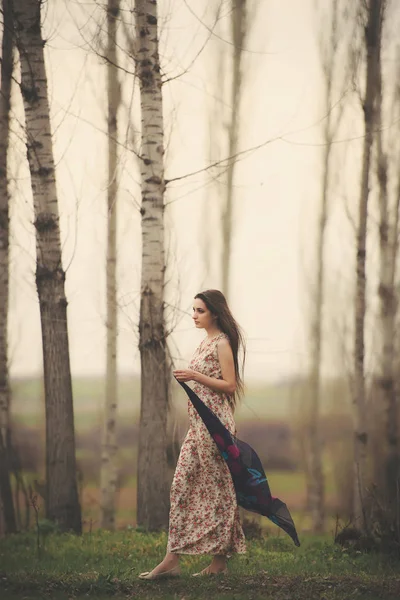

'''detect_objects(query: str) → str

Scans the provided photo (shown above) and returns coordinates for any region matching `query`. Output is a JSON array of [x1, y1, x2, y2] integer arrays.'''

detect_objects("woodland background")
[[0, 0, 400, 559]]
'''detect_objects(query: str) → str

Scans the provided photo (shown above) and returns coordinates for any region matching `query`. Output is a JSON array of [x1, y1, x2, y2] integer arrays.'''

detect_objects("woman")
[[139, 289, 246, 580]]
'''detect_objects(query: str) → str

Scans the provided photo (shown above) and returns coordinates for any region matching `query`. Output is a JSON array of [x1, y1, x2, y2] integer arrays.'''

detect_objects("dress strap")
[[210, 332, 227, 344], [199, 332, 227, 350]]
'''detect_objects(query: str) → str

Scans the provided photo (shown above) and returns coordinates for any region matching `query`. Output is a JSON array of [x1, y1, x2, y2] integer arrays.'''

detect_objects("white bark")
[[13, 0, 81, 533], [135, 0, 170, 530], [100, 0, 121, 532], [0, 0, 12, 450], [353, 0, 384, 532], [0, 0, 17, 534], [375, 20, 399, 504], [204, 7, 226, 283], [221, 0, 247, 299], [307, 0, 348, 534], [307, 143, 328, 532]]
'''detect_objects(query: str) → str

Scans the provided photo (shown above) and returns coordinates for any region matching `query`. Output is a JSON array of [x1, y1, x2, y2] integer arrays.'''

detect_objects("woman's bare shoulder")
[[216, 335, 232, 351]]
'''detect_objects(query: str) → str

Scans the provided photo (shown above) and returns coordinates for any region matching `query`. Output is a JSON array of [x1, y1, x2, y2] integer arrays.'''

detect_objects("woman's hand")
[[173, 369, 198, 383]]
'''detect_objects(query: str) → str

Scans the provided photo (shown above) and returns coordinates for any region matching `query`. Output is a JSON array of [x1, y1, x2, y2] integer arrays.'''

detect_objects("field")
[[10, 374, 306, 425], [3, 376, 399, 598], [9, 375, 344, 530], [1, 530, 400, 599]]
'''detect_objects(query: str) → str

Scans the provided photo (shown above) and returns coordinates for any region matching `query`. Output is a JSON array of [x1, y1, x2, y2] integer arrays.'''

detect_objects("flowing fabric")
[[167, 334, 246, 554], [176, 379, 301, 548]]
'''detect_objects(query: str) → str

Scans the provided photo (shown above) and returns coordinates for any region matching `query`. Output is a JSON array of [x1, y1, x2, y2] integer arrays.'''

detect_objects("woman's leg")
[[143, 551, 180, 576], [195, 554, 227, 575], [210, 554, 227, 572]]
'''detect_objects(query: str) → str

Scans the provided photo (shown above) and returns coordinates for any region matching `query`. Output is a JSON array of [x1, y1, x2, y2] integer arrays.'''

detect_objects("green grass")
[[268, 470, 307, 495], [268, 460, 336, 497], [11, 469, 332, 533], [0, 530, 399, 599]]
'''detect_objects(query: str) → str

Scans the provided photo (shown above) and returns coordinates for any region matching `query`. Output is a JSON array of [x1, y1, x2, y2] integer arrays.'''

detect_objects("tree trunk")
[[307, 0, 347, 535], [307, 139, 330, 533], [100, 0, 121, 532], [221, 0, 247, 299], [13, 0, 81, 533], [353, 0, 383, 532], [202, 2, 227, 284], [135, 0, 170, 530], [375, 28, 399, 505], [0, 0, 17, 535], [0, 432, 16, 534]]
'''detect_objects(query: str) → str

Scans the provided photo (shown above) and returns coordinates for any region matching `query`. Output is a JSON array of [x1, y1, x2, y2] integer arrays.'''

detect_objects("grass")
[[27, 473, 309, 534], [0, 529, 399, 599]]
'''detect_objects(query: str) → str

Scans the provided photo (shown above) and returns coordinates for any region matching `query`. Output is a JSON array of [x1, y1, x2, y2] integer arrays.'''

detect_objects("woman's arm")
[[173, 338, 237, 395]]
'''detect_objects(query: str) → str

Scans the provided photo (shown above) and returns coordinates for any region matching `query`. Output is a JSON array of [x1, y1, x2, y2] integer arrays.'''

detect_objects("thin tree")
[[203, 5, 225, 284], [352, 0, 384, 533], [12, 0, 81, 533], [0, 0, 17, 534], [306, 0, 348, 534], [203, 1, 258, 291], [134, 0, 170, 530], [221, 0, 248, 298], [375, 27, 399, 507], [100, 0, 121, 531]]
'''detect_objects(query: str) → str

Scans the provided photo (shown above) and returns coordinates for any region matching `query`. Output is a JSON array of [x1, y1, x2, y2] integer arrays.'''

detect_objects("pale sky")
[[8, 0, 384, 382]]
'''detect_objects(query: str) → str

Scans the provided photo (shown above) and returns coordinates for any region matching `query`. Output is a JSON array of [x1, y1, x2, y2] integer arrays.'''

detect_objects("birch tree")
[[204, 1, 258, 293], [12, 0, 81, 533], [352, 0, 384, 532], [375, 25, 399, 508], [203, 3, 226, 284], [221, 0, 248, 298], [100, 0, 121, 532], [134, 0, 170, 530], [0, 0, 17, 534], [306, 0, 349, 534]]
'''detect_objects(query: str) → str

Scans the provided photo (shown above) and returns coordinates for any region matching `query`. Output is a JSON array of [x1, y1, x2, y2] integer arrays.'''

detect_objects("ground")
[[1, 530, 399, 600]]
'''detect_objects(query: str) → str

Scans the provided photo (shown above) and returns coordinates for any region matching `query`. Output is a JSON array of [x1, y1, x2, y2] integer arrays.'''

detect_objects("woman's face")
[[192, 298, 215, 330]]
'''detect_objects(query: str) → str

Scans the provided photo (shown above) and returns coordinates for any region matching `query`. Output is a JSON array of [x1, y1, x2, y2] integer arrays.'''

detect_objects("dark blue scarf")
[[177, 379, 300, 547]]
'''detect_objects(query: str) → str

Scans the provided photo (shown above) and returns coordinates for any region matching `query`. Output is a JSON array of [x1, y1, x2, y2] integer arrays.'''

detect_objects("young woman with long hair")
[[139, 289, 246, 579]]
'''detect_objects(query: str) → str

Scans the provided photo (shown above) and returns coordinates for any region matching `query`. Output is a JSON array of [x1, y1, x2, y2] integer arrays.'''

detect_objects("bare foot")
[[209, 556, 228, 573], [192, 564, 228, 576], [145, 555, 180, 577]]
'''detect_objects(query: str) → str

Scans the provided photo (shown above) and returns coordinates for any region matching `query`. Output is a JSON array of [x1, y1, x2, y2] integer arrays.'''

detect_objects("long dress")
[[167, 333, 246, 555]]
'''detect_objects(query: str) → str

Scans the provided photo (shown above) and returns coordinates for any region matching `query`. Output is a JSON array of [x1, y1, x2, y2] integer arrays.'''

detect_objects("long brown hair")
[[195, 289, 246, 409]]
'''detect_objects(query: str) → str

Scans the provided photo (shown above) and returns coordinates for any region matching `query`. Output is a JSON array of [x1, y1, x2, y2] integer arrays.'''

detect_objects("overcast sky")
[[8, 0, 381, 382]]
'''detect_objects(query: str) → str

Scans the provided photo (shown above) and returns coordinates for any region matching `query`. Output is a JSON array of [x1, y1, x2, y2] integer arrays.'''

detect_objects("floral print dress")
[[167, 333, 246, 555]]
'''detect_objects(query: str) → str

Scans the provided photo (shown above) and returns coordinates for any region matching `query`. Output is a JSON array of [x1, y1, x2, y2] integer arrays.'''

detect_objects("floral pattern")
[[167, 333, 246, 555]]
